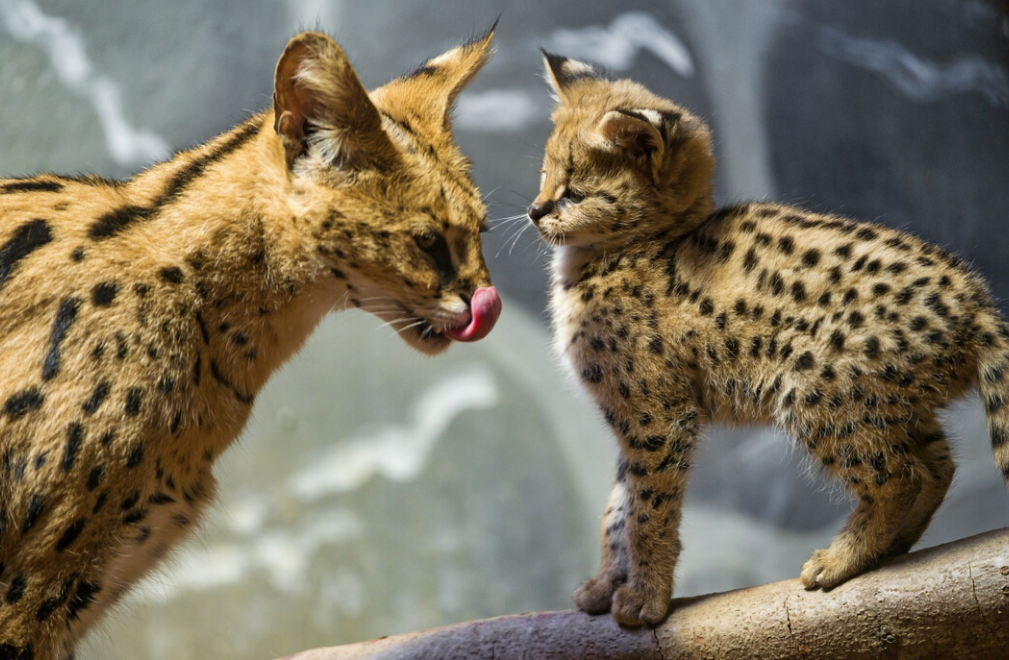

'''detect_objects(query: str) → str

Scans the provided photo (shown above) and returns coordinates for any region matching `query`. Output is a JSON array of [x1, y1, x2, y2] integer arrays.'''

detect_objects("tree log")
[[277, 528, 1009, 660]]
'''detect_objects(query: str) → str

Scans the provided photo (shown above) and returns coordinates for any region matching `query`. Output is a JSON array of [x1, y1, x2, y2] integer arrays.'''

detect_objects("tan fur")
[[532, 53, 1009, 628], [0, 29, 494, 659]]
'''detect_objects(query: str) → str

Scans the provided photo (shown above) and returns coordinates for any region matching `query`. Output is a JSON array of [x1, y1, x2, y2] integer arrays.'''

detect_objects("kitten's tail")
[[975, 307, 1009, 486]]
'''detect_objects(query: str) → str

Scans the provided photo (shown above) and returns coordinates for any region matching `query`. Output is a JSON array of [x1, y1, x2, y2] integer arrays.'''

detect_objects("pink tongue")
[[446, 286, 502, 342]]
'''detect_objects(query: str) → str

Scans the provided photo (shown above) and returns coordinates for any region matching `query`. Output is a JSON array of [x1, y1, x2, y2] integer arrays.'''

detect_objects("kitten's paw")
[[573, 576, 619, 614], [611, 585, 670, 628], [800, 548, 867, 589]]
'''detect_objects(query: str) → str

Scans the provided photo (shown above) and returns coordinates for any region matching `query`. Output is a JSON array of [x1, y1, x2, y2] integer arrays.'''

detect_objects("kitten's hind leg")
[[801, 426, 923, 589], [885, 422, 954, 556], [574, 481, 630, 614]]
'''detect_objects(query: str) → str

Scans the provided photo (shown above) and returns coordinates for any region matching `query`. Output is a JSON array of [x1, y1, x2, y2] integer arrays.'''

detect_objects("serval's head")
[[272, 28, 501, 354], [528, 52, 716, 249]]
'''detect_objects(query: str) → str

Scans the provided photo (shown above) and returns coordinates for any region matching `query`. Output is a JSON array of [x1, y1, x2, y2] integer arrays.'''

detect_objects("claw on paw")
[[800, 548, 867, 590]]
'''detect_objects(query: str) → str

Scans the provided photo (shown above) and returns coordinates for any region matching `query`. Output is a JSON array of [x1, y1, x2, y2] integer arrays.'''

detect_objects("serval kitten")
[[0, 29, 502, 660], [529, 52, 1009, 627]]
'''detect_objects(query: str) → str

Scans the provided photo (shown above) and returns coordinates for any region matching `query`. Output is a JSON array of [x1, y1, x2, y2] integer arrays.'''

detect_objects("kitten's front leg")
[[578, 404, 700, 627], [613, 431, 695, 627], [573, 480, 630, 613]]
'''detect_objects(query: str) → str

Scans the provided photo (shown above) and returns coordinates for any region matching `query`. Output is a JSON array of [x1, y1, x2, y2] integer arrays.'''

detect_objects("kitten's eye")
[[557, 187, 585, 210], [562, 188, 585, 203]]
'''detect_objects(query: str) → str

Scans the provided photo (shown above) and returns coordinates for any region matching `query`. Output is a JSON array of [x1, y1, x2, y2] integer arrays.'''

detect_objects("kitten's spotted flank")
[[530, 52, 1009, 627], [0, 29, 500, 659]]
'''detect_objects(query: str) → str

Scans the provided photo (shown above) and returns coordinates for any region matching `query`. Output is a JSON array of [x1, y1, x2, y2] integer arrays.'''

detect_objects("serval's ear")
[[541, 51, 605, 106], [374, 23, 496, 132], [273, 32, 397, 170]]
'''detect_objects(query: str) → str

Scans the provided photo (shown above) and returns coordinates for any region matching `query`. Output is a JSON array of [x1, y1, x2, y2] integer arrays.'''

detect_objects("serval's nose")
[[527, 199, 555, 225]]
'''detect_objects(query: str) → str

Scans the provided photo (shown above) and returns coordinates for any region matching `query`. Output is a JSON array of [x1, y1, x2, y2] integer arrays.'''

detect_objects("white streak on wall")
[[131, 508, 363, 603], [0, 0, 170, 165], [545, 11, 695, 77], [455, 89, 539, 132], [819, 26, 1009, 108], [290, 367, 500, 501]]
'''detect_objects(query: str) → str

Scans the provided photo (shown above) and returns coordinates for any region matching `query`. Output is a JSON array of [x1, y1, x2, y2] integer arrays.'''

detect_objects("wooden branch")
[[276, 528, 1009, 660]]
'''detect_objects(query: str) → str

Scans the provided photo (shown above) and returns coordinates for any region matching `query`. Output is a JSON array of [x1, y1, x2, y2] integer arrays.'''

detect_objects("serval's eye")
[[415, 232, 454, 277], [415, 233, 438, 250]]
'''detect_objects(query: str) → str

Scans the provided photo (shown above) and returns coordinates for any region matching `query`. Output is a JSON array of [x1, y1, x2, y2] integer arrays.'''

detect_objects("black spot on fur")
[[4, 388, 44, 419], [23, 494, 44, 533], [63, 423, 84, 472], [159, 266, 184, 284], [86, 466, 104, 491], [82, 381, 111, 415], [55, 518, 85, 552], [91, 282, 119, 306], [743, 248, 758, 272], [1, 179, 64, 194], [769, 272, 785, 296], [121, 491, 140, 510], [66, 581, 101, 621], [794, 351, 815, 371], [126, 444, 145, 468], [88, 204, 152, 240], [0, 218, 53, 292], [582, 364, 603, 384], [42, 297, 81, 381], [125, 387, 143, 416], [5, 574, 26, 604]]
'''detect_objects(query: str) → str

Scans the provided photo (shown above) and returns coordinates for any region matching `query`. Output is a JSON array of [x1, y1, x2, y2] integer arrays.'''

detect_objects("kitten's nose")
[[527, 200, 554, 225]]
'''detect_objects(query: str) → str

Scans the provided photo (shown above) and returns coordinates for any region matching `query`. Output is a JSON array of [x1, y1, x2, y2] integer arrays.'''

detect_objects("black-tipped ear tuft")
[[541, 50, 604, 104], [466, 16, 501, 49]]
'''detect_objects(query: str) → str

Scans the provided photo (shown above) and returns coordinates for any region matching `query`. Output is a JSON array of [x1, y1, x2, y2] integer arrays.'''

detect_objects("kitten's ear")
[[542, 51, 604, 105], [596, 109, 680, 174], [273, 32, 396, 169], [375, 24, 496, 132]]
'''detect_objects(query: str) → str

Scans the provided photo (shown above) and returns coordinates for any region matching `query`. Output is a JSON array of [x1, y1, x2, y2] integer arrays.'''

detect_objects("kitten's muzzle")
[[528, 200, 554, 225]]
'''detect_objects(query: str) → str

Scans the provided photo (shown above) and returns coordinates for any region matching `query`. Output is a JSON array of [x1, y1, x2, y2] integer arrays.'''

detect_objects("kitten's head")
[[271, 29, 500, 354], [529, 53, 716, 249]]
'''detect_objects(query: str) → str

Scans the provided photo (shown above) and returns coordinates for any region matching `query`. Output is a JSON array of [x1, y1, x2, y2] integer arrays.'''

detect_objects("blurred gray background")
[[1, 1, 1007, 658]]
